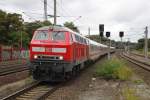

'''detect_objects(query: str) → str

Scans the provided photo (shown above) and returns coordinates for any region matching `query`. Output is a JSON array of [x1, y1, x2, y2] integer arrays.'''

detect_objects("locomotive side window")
[[75, 34, 79, 42], [34, 30, 49, 40], [70, 33, 73, 42], [83, 39, 86, 44], [51, 32, 65, 41]]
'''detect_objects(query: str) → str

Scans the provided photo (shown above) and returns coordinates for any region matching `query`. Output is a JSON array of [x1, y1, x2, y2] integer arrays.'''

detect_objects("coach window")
[[51, 31, 65, 41]]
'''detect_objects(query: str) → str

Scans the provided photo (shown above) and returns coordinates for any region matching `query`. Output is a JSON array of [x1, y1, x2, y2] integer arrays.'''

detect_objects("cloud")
[[0, 0, 150, 42]]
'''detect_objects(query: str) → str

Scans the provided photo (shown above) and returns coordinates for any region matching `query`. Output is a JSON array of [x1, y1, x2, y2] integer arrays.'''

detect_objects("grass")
[[133, 79, 144, 85], [122, 87, 139, 100], [95, 57, 133, 80]]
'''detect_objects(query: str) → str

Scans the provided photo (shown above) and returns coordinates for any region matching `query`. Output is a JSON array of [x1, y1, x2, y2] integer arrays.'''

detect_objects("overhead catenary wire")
[[22, 12, 39, 21], [56, 0, 71, 16]]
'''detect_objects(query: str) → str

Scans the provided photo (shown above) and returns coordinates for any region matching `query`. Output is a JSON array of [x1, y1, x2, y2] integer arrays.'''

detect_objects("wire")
[[56, 0, 71, 16], [23, 12, 44, 16], [22, 12, 38, 21], [72, 16, 82, 22]]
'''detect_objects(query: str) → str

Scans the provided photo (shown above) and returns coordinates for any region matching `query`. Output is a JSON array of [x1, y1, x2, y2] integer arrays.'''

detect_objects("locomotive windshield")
[[34, 30, 49, 40], [33, 31, 66, 41], [51, 32, 65, 41]]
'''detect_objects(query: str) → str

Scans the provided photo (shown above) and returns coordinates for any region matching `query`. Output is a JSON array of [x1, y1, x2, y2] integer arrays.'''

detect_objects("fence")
[[0, 46, 29, 62]]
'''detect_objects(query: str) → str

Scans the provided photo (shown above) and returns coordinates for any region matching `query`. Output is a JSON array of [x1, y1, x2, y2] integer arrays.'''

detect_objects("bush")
[[95, 57, 133, 80]]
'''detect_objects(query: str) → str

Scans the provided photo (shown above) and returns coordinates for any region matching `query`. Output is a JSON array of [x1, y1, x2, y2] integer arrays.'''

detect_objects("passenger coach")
[[29, 26, 109, 81]]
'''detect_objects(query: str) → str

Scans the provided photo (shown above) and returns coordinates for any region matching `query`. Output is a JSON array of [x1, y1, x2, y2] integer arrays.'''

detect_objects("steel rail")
[[2, 81, 60, 100], [120, 53, 150, 72], [130, 52, 150, 59], [0, 66, 29, 76]]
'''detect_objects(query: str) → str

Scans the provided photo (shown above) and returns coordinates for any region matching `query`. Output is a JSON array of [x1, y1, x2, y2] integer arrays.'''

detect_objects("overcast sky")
[[0, 0, 150, 42]]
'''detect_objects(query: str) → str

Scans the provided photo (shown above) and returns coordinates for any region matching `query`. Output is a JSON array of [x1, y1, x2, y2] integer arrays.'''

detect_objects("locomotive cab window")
[[70, 33, 74, 42], [51, 31, 66, 41], [34, 30, 49, 40]]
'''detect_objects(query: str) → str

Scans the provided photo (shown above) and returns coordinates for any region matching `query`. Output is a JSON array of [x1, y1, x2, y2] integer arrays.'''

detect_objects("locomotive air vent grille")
[[38, 55, 60, 60]]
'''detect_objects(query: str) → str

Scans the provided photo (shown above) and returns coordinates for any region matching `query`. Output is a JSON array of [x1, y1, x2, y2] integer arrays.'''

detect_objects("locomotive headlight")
[[52, 48, 66, 53], [34, 55, 38, 59], [59, 56, 63, 60]]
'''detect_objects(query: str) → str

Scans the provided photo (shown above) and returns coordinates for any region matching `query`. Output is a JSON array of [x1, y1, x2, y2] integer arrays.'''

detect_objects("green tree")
[[0, 10, 24, 44], [9, 31, 30, 48], [136, 38, 150, 50], [0, 10, 53, 48], [64, 22, 80, 32], [24, 20, 52, 40]]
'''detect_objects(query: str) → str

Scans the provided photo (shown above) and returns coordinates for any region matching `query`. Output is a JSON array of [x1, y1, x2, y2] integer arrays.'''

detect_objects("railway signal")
[[106, 32, 110, 37], [119, 31, 124, 38], [119, 31, 124, 49], [106, 31, 111, 59], [99, 24, 104, 43], [99, 24, 104, 32]]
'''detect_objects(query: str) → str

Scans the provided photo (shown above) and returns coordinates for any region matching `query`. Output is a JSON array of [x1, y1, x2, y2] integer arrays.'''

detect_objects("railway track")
[[120, 53, 150, 72], [0, 64, 29, 76], [1, 82, 59, 100], [0, 60, 27, 67], [130, 52, 150, 59]]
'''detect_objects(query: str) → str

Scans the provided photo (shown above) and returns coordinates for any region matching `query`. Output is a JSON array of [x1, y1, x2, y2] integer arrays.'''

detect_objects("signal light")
[[119, 31, 124, 37], [106, 32, 110, 37], [99, 24, 104, 32]]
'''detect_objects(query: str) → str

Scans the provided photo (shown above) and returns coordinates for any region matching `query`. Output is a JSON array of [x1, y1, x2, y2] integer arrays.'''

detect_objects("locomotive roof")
[[37, 26, 74, 32], [37, 25, 85, 38]]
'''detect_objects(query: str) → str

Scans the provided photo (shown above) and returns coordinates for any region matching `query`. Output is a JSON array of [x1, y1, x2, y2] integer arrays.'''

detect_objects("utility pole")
[[88, 27, 90, 37], [127, 38, 130, 54], [54, 0, 57, 25], [44, 0, 48, 21], [144, 26, 148, 60]]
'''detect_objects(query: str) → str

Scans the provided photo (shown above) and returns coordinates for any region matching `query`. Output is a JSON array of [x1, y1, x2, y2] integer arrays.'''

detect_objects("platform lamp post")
[[106, 31, 111, 59]]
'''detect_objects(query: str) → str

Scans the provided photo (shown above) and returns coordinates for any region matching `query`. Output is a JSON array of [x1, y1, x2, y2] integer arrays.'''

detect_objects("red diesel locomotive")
[[29, 26, 111, 81]]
